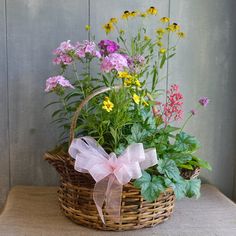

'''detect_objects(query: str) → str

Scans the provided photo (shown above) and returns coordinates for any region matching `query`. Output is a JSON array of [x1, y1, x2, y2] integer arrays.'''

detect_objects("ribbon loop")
[[69, 136, 158, 224]]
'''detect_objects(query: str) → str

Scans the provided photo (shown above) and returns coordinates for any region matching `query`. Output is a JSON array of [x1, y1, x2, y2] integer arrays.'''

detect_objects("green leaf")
[[134, 171, 165, 202], [192, 156, 212, 170], [161, 125, 180, 134], [165, 178, 187, 200], [165, 153, 192, 166], [179, 164, 194, 170], [174, 132, 200, 153], [157, 159, 181, 181], [160, 53, 166, 69], [185, 178, 201, 199], [126, 123, 149, 143]]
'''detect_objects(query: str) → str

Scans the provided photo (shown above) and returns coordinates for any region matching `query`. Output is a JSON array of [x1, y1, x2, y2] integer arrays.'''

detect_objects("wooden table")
[[0, 184, 236, 236]]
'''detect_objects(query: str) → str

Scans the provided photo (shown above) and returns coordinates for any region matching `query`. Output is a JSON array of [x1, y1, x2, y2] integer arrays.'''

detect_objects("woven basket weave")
[[44, 86, 176, 231]]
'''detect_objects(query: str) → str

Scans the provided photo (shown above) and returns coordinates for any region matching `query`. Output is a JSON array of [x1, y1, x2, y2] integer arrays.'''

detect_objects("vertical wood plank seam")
[[166, 0, 171, 101], [4, 0, 11, 191]]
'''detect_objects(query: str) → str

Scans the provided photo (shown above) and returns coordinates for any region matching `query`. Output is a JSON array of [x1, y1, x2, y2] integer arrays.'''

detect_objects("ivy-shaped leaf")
[[174, 132, 200, 153], [185, 178, 201, 199], [165, 178, 187, 200], [157, 159, 181, 181], [134, 171, 166, 202]]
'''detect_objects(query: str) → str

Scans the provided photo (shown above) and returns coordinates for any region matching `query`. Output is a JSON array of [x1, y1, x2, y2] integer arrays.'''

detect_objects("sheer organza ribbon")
[[69, 136, 158, 223]]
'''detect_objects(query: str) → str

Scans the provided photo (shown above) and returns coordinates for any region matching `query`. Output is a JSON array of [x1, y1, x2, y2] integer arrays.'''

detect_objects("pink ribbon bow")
[[69, 136, 158, 223]]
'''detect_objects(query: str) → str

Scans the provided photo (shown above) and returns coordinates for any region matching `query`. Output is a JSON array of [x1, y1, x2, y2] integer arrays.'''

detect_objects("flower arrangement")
[[45, 6, 211, 212]]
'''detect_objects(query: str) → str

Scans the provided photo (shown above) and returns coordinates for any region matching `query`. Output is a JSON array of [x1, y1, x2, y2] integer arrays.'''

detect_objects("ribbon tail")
[[93, 177, 109, 224], [105, 175, 122, 223]]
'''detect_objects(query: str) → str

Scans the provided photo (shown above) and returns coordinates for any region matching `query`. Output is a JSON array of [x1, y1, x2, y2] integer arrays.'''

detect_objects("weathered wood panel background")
[[1, 0, 236, 207]]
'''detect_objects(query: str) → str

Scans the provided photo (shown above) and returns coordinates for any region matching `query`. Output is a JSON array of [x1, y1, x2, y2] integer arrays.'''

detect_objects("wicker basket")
[[180, 167, 200, 180], [44, 86, 176, 231]]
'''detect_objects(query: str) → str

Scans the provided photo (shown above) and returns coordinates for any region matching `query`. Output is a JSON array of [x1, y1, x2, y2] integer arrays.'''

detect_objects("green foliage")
[[134, 171, 166, 202], [173, 132, 200, 153], [157, 159, 181, 181]]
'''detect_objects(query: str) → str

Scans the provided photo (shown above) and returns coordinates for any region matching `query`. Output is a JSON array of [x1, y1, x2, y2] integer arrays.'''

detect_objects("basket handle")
[[69, 85, 158, 145], [69, 85, 121, 145]]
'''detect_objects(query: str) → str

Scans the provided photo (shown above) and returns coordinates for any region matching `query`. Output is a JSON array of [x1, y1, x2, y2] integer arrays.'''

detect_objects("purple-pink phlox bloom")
[[45, 75, 74, 92], [75, 40, 101, 59], [100, 53, 128, 73], [52, 40, 75, 65], [198, 97, 209, 107], [98, 40, 120, 56], [53, 40, 75, 55]]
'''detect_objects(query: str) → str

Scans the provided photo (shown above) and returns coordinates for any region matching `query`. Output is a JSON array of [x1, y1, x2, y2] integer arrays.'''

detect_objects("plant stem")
[[180, 113, 193, 132], [72, 62, 85, 98]]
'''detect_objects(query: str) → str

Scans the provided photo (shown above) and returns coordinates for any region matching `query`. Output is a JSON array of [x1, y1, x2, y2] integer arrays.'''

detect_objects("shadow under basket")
[[44, 149, 176, 231]]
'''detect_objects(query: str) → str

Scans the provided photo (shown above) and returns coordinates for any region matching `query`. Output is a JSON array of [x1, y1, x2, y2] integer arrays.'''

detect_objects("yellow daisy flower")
[[159, 48, 167, 54], [147, 6, 158, 15], [167, 23, 180, 32], [130, 11, 138, 17], [118, 71, 132, 79], [133, 94, 140, 104], [124, 78, 132, 87], [103, 23, 114, 34], [160, 17, 170, 23], [156, 28, 165, 35], [102, 97, 114, 112], [122, 11, 130, 19], [177, 32, 186, 38], [110, 18, 118, 24]]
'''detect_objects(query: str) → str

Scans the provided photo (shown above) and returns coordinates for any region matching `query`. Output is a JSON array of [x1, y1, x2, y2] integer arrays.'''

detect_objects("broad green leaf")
[[165, 153, 192, 166], [157, 159, 181, 181], [174, 132, 200, 153], [134, 172, 166, 202], [185, 178, 201, 199], [165, 178, 187, 200], [192, 156, 212, 170]]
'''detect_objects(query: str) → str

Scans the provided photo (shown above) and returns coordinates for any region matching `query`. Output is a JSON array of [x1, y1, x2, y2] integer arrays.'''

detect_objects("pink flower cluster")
[[160, 84, 184, 124], [53, 40, 101, 66], [75, 40, 101, 58], [45, 75, 74, 92], [53, 40, 75, 65], [101, 53, 128, 72]]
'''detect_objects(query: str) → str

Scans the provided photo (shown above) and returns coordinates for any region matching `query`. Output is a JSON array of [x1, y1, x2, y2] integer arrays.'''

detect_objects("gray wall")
[[0, 0, 236, 208]]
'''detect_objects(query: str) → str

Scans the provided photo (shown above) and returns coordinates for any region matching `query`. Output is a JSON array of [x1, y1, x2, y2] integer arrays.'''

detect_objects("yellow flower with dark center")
[[167, 23, 180, 32], [130, 11, 138, 17], [110, 18, 118, 24], [156, 28, 165, 35], [147, 6, 158, 15], [160, 17, 170, 23], [156, 41, 163, 47], [103, 23, 114, 34], [102, 97, 114, 112], [159, 48, 166, 54], [122, 11, 130, 19], [132, 94, 140, 104], [144, 35, 151, 41], [177, 32, 186, 38], [85, 25, 91, 31]]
